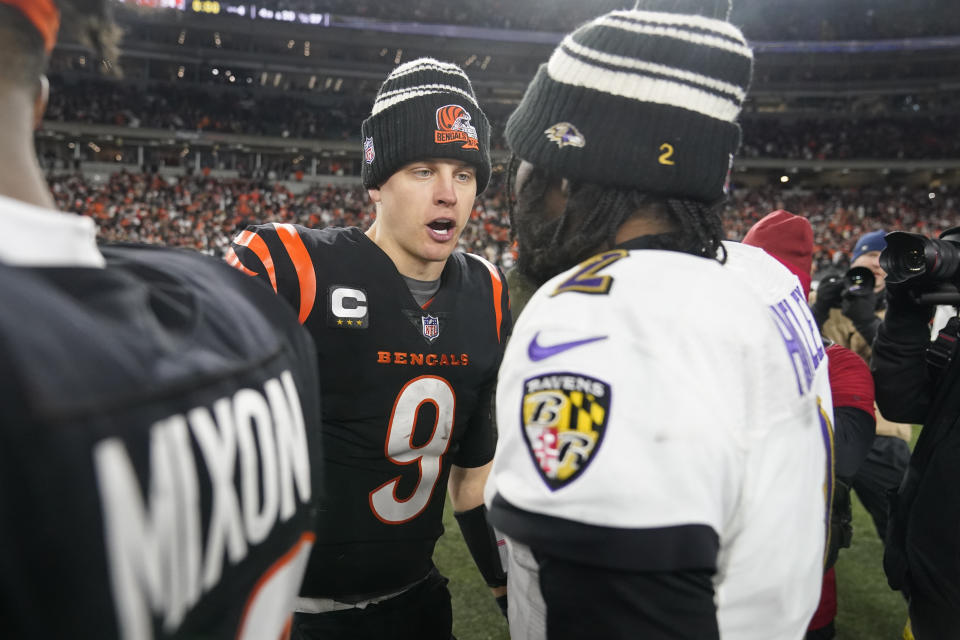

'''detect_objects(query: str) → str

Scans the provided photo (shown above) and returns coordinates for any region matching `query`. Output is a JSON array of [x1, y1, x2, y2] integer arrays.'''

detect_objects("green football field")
[[436, 491, 909, 640]]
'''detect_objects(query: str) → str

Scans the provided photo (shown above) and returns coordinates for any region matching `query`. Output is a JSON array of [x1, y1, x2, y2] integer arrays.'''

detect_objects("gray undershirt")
[[403, 275, 441, 307]]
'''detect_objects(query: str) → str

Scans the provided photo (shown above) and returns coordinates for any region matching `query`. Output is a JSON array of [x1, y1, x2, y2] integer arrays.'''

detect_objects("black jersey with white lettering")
[[229, 225, 511, 598], [0, 245, 322, 640]]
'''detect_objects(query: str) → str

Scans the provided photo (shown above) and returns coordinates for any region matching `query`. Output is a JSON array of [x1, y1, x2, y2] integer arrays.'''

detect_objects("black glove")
[[496, 594, 508, 618], [882, 282, 936, 334], [811, 274, 844, 330], [825, 479, 853, 570], [842, 285, 880, 344]]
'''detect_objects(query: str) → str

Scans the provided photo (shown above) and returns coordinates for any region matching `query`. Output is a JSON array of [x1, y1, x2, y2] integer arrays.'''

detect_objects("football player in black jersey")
[[228, 58, 511, 640], [0, 2, 324, 638]]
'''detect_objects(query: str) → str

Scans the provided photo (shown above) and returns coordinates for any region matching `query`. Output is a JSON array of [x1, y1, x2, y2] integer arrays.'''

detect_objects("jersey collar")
[[0, 194, 105, 268]]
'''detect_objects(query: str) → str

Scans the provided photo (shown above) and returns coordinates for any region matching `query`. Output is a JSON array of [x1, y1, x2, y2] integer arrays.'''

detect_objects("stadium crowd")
[[207, 0, 960, 40], [44, 78, 960, 161], [47, 170, 958, 275], [739, 116, 960, 161], [45, 77, 366, 139]]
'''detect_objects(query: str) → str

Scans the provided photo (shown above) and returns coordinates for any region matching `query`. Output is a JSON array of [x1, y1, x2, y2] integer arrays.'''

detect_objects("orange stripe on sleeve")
[[468, 254, 505, 344], [233, 229, 278, 293], [224, 247, 258, 277], [272, 223, 317, 324]]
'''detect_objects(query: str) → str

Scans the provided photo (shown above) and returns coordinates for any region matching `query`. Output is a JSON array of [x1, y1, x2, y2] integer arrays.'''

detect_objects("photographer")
[[812, 230, 912, 542], [815, 230, 888, 358], [873, 228, 960, 639]]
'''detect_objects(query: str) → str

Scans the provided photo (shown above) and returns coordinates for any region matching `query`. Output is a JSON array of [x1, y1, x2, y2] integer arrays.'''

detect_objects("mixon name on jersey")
[[93, 370, 312, 638]]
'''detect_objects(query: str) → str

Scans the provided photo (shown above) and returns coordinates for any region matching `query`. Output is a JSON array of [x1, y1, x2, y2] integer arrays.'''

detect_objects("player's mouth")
[[426, 218, 456, 242]]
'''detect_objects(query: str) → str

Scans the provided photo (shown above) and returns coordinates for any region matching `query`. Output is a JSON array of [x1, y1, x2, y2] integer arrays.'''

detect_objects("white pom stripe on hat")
[[560, 37, 747, 104], [371, 84, 480, 116], [602, 9, 750, 49], [387, 57, 472, 81], [595, 13, 753, 59], [547, 47, 742, 122]]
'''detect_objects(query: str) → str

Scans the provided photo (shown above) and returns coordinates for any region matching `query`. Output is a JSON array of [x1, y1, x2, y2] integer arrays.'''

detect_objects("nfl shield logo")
[[421, 315, 440, 341], [364, 137, 375, 164]]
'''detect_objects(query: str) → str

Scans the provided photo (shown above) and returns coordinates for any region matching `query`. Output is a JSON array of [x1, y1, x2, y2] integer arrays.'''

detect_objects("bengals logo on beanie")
[[434, 105, 479, 150]]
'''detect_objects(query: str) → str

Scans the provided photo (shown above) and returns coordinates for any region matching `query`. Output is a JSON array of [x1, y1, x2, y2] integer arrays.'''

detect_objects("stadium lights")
[[304, 41, 311, 57], [177, 66, 185, 79], [178, 30, 186, 45], [930, 192, 937, 200], [394, 49, 403, 64], [481, 55, 491, 70], [287, 39, 295, 49], [780, 175, 790, 183], [214, 32, 222, 48]]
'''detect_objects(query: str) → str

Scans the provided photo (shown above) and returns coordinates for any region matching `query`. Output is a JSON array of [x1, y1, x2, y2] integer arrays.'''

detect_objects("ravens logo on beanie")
[[361, 57, 492, 193], [505, 0, 753, 203]]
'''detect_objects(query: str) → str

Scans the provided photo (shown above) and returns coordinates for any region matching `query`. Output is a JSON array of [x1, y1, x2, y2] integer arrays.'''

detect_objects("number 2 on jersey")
[[369, 376, 456, 524]]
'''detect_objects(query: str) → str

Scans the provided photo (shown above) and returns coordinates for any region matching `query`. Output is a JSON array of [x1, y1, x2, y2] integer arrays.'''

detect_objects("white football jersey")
[[487, 247, 831, 640]]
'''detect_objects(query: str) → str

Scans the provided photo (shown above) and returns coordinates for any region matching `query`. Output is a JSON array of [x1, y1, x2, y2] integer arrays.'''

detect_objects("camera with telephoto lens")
[[843, 266, 875, 296], [881, 226, 960, 304]]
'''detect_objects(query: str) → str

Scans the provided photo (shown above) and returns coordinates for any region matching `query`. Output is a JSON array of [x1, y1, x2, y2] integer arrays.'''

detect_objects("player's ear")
[[33, 74, 49, 130], [367, 188, 382, 204]]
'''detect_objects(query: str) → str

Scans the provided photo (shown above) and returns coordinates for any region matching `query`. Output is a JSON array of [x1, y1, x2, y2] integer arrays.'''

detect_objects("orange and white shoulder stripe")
[[465, 252, 506, 344], [228, 225, 317, 325], [269, 223, 317, 325], [228, 229, 276, 290]]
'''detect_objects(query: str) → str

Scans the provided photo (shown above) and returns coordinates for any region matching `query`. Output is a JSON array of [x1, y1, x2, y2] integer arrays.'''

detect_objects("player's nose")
[[433, 172, 458, 206]]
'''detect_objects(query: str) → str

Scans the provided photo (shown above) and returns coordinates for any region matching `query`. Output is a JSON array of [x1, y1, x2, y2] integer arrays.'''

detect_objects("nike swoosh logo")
[[527, 332, 607, 362]]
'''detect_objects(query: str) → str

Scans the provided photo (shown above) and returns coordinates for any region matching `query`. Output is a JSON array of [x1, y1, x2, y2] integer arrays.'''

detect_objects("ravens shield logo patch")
[[520, 372, 611, 491]]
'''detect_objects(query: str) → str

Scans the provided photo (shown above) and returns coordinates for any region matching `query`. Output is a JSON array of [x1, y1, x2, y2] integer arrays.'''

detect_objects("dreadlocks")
[[509, 157, 728, 286]]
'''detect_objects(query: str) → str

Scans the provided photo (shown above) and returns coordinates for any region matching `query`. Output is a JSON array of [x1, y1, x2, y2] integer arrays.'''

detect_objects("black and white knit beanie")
[[505, 0, 753, 203], [361, 57, 492, 192]]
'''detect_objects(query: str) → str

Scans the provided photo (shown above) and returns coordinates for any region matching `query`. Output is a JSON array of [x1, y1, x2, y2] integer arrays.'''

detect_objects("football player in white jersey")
[[486, 1, 831, 638]]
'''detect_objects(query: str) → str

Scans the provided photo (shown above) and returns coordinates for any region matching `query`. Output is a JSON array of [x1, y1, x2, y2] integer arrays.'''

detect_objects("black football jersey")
[[229, 224, 511, 598], [0, 245, 322, 639]]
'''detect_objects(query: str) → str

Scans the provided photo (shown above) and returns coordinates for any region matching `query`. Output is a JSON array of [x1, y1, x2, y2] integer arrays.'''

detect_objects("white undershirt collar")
[[0, 194, 105, 268]]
